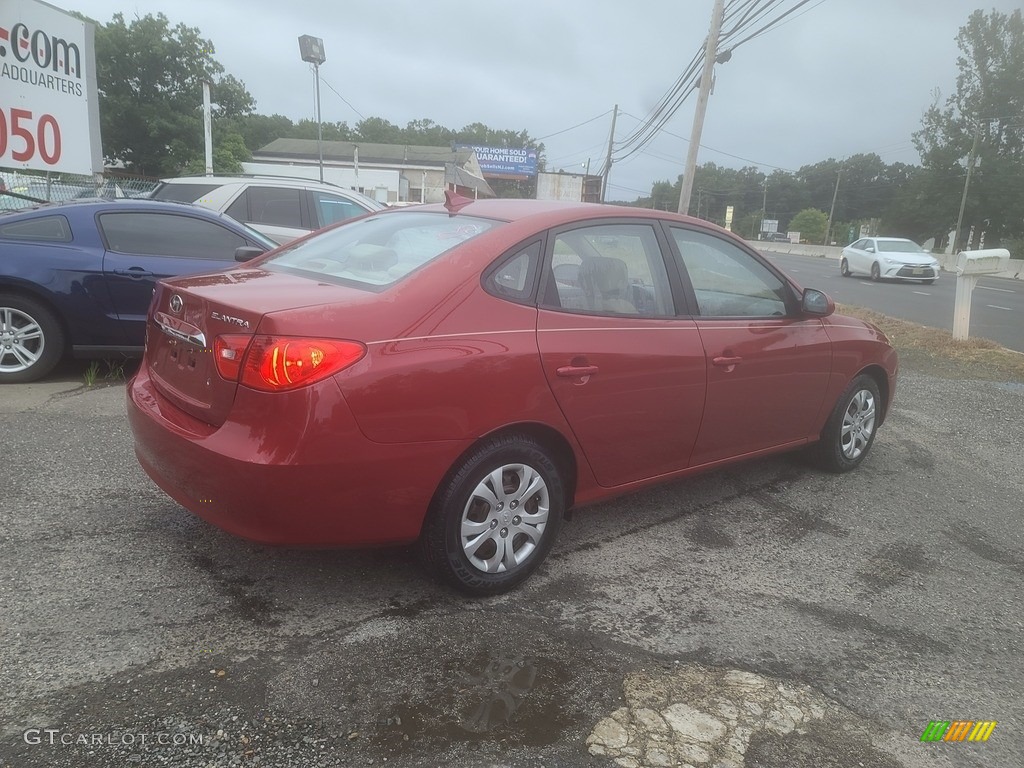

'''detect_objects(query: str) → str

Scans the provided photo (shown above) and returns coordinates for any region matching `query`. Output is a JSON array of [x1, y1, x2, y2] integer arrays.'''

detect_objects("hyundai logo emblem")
[[169, 294, 183, 313]]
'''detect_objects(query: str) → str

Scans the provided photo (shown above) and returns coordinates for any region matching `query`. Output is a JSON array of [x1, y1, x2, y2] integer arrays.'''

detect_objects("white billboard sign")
[[0, 0, 103, 175]]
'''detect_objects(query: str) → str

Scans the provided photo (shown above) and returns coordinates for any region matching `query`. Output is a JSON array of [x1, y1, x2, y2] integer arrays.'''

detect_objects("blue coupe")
[[0, 198, 275, 383]]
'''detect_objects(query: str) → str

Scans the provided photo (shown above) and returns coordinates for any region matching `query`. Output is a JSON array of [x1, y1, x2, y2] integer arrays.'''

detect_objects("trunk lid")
[[145, 268, 370, 426]]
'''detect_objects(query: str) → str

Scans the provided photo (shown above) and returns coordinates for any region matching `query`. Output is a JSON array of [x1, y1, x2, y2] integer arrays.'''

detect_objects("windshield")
[[877, 239, 925, 253], [262, 211, 497, 287]]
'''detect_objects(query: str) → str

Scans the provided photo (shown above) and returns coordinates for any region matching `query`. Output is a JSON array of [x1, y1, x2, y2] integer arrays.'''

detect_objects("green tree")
[[402, 118, 455, 146], [913, 8, 1024, 247], [92, 13, 256, 177], [229, 113, 296, 153], [289, 119, 352, 142], [789, 208, 828, 244], [354, 117, 403, 143], [183, 131, 250, 174]]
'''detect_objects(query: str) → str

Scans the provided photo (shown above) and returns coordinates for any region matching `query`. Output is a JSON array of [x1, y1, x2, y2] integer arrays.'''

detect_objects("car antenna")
[[443, 189, 474, 216]]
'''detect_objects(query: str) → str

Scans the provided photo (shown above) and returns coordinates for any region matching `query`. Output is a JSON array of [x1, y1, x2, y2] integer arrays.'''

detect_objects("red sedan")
[[127, 196, 897, 595]]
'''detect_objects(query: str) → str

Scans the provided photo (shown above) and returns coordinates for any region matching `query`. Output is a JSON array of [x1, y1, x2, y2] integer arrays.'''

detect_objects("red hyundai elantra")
[[127, 196, 897, 595]]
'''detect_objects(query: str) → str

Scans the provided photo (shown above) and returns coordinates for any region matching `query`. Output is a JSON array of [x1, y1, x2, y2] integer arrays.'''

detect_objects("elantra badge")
[[211, 311, 250, 329]]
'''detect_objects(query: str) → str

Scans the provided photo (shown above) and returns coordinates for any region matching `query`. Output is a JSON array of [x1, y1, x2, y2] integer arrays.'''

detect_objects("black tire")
[[870, 262, 881, 281], [840, 258, 851, 277], [814, 374, 881, 473], [0, 293, 65, 383], [923, 279, 935, 285], [419, 434, 565, 596]]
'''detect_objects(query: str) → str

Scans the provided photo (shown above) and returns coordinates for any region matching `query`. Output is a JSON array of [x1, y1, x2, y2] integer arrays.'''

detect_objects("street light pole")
[[298, 35, 327, 183], [314, 62, 324, 182]]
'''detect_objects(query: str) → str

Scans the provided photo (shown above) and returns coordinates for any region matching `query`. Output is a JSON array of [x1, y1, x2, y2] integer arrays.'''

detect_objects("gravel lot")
[[1, 352, 1021, 768]]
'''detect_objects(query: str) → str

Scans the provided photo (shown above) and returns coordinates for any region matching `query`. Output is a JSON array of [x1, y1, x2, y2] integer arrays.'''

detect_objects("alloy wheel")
[[840, 389, 876, 461], [0, 306, 45, 373]]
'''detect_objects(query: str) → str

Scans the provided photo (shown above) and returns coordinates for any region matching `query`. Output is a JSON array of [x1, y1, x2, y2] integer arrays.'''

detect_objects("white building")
[[244, 139, 495, 204]]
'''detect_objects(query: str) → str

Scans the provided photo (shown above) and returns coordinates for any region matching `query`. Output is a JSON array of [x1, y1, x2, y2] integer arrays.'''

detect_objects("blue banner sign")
[[460, 145, 537, 178]]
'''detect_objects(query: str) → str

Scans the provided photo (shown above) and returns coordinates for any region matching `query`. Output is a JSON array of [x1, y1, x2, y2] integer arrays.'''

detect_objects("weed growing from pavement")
[[83, 360, 100, 386], [104, 359, 127, 381]]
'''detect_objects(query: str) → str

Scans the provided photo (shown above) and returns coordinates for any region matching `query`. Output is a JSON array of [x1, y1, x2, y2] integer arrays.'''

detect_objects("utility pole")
[[824, 168, 841, 246], [600, 104, 618, 203], [953, 119, 982, 253], [678, 0, 726, 215], [760, 175, 767, 238]]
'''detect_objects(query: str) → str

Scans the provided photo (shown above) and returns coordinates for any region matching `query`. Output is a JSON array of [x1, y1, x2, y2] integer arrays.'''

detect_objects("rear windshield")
[[262, 211, 497, 287], [151, 183, 220, 203]]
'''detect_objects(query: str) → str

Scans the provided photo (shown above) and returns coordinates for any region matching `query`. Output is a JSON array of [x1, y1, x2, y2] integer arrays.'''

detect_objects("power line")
[[317, 71, 365, 121], [609, 0, 827, 168], [618, 110, 797, 171], [535, 110, 613, 141]]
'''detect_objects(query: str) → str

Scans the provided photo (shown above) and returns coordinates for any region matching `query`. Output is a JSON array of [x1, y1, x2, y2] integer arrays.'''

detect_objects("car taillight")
[[215, 335, 366, 391], [214, 335, 250, 381]]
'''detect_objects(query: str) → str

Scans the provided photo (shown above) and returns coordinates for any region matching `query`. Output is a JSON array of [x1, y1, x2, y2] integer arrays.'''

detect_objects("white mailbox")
[[956, 248, 1010, 276], [952, 248, 1011, 340]]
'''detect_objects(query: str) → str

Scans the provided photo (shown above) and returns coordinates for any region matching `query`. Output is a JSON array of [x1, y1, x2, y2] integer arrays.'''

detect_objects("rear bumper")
[[126, 365, 468, 547]]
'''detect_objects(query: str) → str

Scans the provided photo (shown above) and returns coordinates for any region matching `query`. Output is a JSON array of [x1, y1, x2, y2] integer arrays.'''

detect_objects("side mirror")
[[234, 246, 265, 263], [865, 246, 875, 253], [802, 288, 834, 317]]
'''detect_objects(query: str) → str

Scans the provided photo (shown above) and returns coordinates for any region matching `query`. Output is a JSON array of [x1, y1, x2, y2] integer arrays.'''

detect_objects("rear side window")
[[486, 242, 541, 301], [0, 215, 71, 241], [151, 183, 220, 203], [247, 187, 303, 228], [99, 212, 247, 259], [265, 211, 497, 287], [542, 223, 674, 317]]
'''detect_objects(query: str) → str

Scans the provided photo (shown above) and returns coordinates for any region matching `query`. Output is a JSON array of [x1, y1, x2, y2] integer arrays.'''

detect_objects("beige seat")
[[578, 256, 638, 314]]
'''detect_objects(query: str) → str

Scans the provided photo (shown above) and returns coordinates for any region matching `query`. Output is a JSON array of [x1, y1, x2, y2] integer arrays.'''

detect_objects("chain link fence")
[[0, 168, 160, 211]]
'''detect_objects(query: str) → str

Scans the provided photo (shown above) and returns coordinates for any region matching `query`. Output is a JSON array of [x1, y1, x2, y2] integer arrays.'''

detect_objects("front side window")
[[264, 211, 497, 288], [671, 228, 790, 318], [542, 224, 673, 317], [99, 212, 247, 259]]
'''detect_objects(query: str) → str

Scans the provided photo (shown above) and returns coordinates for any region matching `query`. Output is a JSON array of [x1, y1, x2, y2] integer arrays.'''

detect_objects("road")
[[2, 354, 1022, 767], [761, 251, 1024, 353]]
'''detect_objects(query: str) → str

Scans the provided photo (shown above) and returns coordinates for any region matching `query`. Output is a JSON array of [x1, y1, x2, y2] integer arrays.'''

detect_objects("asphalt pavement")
[[1, 352, 1022, 768]]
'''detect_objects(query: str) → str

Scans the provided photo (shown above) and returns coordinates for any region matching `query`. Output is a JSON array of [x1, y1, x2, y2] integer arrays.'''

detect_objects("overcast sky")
[[68, 0, 1019, 200]]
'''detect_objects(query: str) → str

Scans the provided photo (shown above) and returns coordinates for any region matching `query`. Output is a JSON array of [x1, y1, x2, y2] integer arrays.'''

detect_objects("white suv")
[[151, 176, 385, 244]]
